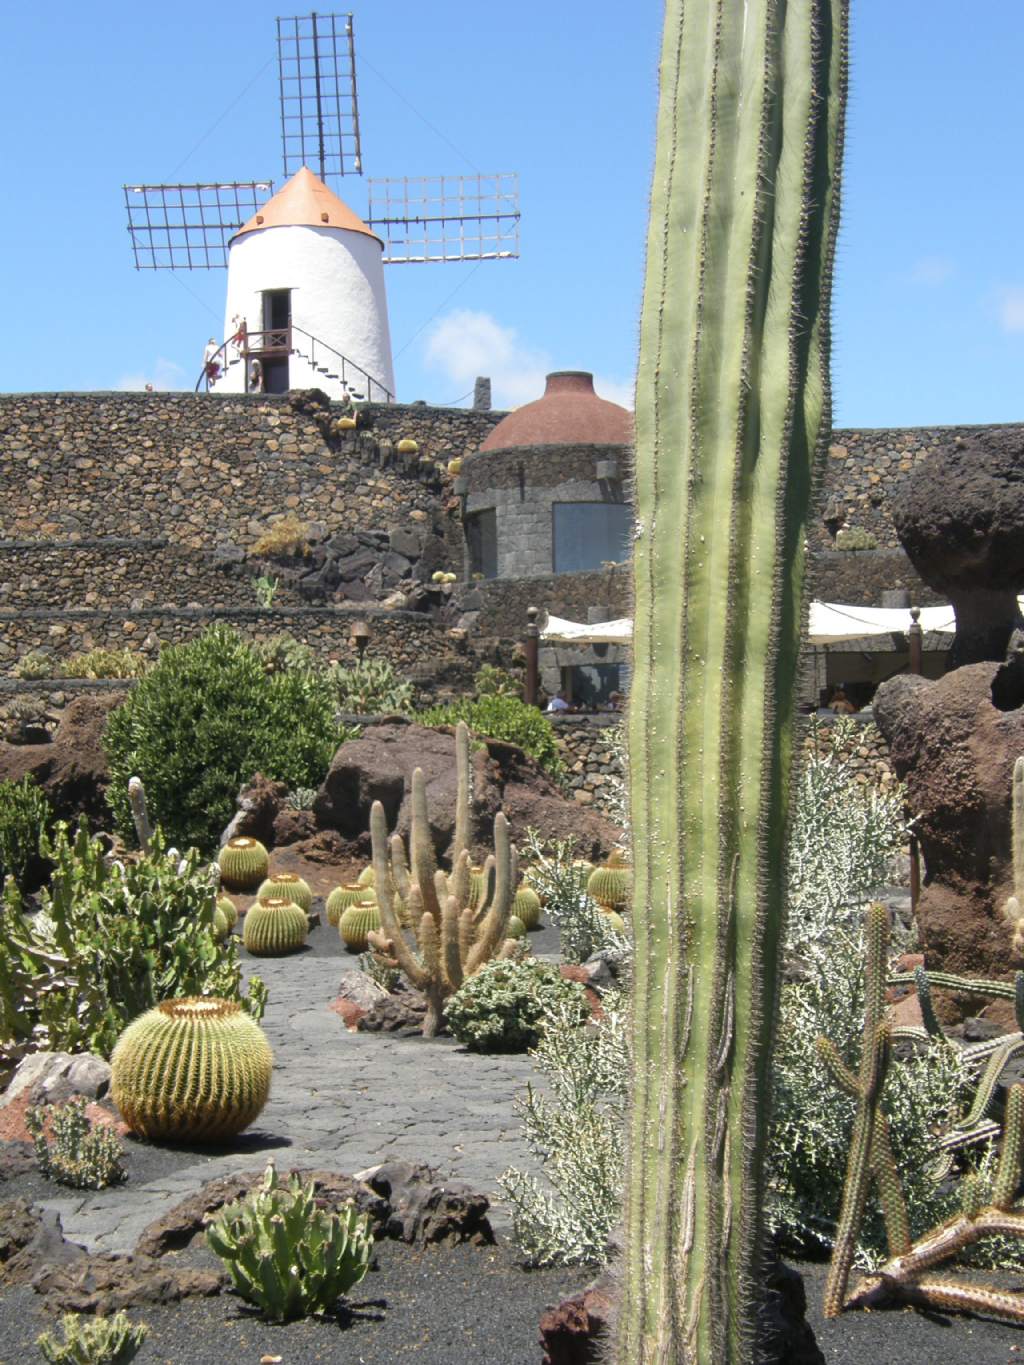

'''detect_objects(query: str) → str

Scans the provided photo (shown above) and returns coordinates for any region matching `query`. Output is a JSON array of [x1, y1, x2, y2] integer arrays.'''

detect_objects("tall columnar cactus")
[[367, 720, 519, 1036], [618, 2, 848, 1359], [1005, 756, 1024, 956]]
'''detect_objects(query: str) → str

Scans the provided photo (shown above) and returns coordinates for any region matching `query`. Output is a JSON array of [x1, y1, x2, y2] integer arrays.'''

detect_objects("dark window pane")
[[568, 663, 623, 708], [466, 508, 498, 579], [552, 503, 632, 574]]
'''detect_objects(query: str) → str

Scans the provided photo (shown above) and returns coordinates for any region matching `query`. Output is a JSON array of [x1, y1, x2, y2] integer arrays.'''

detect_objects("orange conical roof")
[[231, 167, 381, 246]]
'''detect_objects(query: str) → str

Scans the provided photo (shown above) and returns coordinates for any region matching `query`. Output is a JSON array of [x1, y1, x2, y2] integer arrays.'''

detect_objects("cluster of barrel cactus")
[[205, 1162, 373, 1322], [256, 871, 312, 912], [366, 720, 520, 1036]]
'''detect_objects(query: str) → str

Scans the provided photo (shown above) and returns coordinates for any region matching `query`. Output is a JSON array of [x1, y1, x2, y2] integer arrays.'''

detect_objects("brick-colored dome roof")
[[231, 167, 381, 246], [479, 372, 632, 451]]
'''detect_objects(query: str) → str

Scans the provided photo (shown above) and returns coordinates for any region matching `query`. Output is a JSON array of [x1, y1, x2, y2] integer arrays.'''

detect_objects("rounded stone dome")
[[479, 372, 632, 452]]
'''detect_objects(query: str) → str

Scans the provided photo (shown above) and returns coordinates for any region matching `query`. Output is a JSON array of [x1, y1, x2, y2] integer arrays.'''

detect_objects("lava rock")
[[0, 693, 120, 824], [1, 1051, 111, 1109], [32, 1253, 224, 1313], [220, 772, 287, 847], [358, 1161, 494, 1246], [539, 1276, 614, 1364], [874, 662, 1024, 988]]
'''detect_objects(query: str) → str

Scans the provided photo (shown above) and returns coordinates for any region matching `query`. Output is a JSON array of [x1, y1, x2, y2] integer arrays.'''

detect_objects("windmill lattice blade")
[[367, 173, 520, 264], [123, 182, 273, 270], [277, 11, 362, 182]]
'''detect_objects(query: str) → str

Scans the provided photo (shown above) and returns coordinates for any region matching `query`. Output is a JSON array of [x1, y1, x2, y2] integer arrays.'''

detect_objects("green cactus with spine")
[[506, 914, 527, 941], [339, 901, 381, 952], [110, 997, 273, 1141], [326, 883, 375, 927], [205, 1162, 373, 1322], [586, 862, 631, 911], [37, 1311, 147, 1365], [357, 865, 376, 887], [512, 886, 541, 930], [218, 837, 269, 891], [256, 871, 312, 912], [211, 905, 230, 942], [616, 0, 849, 1357], [822, 907, 1024, 1324], [243, 896, 308, 956], [216, 894, 238, 929], [1004, 756, 1024, 957], [366, 720, 519, 1037]]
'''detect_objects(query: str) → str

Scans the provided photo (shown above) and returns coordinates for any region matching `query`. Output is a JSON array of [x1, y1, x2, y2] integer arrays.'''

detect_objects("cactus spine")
[[618, 1, 848, 1358], [339, 901, 381, 952], [367, 720, 519, 1037], [110, 997, 273, 1141]]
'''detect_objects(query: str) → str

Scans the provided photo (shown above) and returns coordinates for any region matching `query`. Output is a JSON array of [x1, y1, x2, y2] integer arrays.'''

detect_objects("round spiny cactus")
[[243, 897, 308, 956], [397, 438, 419, 454], [218, 837, 269, 891], [356, 866, 376, 888], [601, 909, 628, 936], [212, 906, 230, 942], [447, 457, 463, 477], [337, 415, 358, 431], [339, 901, 382, 953], [506, 914, 527, 941], [512, 885, 542, 930], [110, 997, 273, 1142], [326, 883, 375, 928], [216, 895, 238, 930], [587, 862, 631, 910], [255, 872, 312, 913]]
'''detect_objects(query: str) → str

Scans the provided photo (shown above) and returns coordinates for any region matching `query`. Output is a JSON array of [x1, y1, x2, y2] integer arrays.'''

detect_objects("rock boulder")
[[0, 693, 119, 824]]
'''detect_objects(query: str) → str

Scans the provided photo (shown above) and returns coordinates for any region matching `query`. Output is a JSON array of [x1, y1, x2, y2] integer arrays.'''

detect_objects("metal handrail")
[[195, 325, 394, 402]]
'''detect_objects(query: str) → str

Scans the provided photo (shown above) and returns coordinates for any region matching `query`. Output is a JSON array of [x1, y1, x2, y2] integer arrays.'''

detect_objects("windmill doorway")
[[257, 289, 292, 393]]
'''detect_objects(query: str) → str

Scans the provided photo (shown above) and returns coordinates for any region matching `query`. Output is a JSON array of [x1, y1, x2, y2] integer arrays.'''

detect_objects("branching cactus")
[[367, 720, 519, 1037], [618, 0, 848, 1358]]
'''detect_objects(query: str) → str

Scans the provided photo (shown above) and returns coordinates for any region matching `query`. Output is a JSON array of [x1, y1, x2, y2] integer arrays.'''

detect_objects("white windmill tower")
[[123, 12, 520, 403]]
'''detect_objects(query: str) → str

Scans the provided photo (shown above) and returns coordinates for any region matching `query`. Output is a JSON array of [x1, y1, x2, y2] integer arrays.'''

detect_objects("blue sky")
[[3, 2, 1024, 428]]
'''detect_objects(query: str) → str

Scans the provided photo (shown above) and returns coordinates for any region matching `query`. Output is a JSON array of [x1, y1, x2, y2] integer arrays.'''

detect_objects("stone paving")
[[38, 953, 545, 1255]]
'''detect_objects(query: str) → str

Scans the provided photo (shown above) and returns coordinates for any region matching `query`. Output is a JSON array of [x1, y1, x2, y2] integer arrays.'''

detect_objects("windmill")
[[123, 11, 520, 402]]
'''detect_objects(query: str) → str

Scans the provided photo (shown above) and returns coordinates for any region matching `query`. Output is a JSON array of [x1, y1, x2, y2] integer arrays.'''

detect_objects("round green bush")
[[104, 626, 345, 854], [443, 959, 589, 1053], [415, 695, 565, 782]]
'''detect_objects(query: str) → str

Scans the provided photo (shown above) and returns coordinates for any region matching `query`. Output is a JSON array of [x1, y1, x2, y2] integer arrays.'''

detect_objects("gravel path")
[[30, 921, 556, 1255]]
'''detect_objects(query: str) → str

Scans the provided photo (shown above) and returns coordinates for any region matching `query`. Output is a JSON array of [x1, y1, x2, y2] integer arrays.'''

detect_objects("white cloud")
[[422, 309, 632, 411], [999, 287, 1024, 334], [115, 357, 189, 392], [910, 255, 954, 287]]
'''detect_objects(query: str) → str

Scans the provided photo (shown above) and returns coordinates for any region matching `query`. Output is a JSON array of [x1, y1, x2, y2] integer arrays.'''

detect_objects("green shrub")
[[330, 656, 414, 714], [206, 1162, 373, 1321], [416, 694, 565, 781], [444, 958, 588, 1052], [60, 648, 148, 680], [104, 625, 347, 852], [0, 821, 266, 1062], [0, 776, 52, 892], [26, 1096, 126, 1190], [13, 649, 51, 680], [473, 664, 522, 699], [499, 994, 627, 1265], [253, 632, 317, 675], [37, 1311, 147, 1364]]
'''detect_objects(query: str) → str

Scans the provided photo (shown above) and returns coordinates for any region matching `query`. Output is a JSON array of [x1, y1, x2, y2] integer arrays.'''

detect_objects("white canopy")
[[540, 602, 972, 648]]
